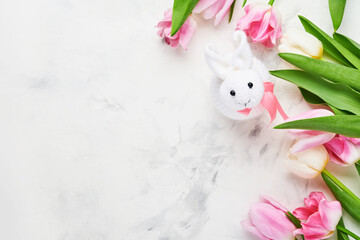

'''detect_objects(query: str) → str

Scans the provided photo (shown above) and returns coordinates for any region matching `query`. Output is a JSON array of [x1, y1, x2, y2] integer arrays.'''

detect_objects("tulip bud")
[[278, 29, 323, 59], [236, 3, 282, 48], [242, 195, 296, 240], [157, 9, 197, 50], [286, 145, 329, 179], [325, 135, 360, 166]]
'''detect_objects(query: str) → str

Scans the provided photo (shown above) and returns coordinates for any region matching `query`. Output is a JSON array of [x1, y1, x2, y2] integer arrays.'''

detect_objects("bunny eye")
[[248, 82, 253, 89], [230, 90, 236, 96]]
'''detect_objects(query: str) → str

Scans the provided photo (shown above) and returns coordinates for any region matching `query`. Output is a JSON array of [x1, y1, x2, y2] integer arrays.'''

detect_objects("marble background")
[[0, 0, 359, 239]]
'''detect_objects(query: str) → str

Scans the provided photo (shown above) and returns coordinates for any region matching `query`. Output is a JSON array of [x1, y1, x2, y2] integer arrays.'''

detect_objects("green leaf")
[[229, 0, 237, 22], [299, 88, 325, 105], [337, 217, 350, 240], [329, 0, 346, 31], [278, 53, 360, 92], [299, 15, 360, 69], [322, 169, 360, 223], [242, 0, 247, 7], [274, 115, 360, 138], [171, 0, 199, 36], [356, 161, 360, 176], [329, 105, 353, 115], [333, 32, 360, 59], [270, 70, 360, 115]]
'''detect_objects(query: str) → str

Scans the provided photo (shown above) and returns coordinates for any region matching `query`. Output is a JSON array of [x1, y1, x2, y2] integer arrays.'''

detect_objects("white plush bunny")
[[205, 30, 273, 120]]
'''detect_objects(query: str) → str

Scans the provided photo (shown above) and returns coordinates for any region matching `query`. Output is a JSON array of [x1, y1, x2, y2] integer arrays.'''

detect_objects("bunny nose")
[[248, 82, 253, 89]]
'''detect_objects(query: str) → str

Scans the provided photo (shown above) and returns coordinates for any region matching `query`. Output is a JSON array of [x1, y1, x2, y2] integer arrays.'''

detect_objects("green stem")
[[285, 212, 304, 240], [322, 169, 360, 201], [285, 211, 302, 228], [268, 0, 275, 6], [337, 226, 360, 240], [337, 217, 350, 240]]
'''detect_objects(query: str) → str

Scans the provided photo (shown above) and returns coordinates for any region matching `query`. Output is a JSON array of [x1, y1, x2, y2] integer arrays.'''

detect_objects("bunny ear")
[[204, 44, 230, 80], [232, 30, 253, 69]]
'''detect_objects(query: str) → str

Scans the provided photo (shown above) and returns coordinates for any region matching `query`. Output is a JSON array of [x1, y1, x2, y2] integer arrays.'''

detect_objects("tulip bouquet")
[[156, 0, 360, 239]]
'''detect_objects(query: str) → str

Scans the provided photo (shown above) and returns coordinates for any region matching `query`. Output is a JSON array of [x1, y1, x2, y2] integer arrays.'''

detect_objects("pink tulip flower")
[[324, 135, 360, 166], [286, 109, 335, 154], [293, 192, 342, 240], [242, 195, 296, 240], [285, 109, 360, 166], [193, 0, 234, 26], [236, 3, 282, 48], [157, 9, 197, 49]]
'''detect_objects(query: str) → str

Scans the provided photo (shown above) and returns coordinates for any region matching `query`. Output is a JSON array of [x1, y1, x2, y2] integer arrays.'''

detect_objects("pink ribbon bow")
[[237, 82, 288, 124]]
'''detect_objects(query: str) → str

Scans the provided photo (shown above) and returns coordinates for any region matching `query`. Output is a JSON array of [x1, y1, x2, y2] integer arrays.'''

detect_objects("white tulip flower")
[[286, 145, 329, 179], [278, 29, 323, 59]]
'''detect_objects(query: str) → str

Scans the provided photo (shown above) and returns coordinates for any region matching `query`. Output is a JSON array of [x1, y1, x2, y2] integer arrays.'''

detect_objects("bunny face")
[[205, 30, 271, 119], [219, 69, 264, 110]]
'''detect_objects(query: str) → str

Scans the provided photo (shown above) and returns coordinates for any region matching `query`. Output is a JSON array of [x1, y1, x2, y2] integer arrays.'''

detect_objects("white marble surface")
[[0, 0, 359, 239]]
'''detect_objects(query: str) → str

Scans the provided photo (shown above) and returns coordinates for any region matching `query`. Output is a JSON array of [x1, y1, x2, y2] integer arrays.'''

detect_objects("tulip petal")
[[201, 0, 224, 20], [349, 137, 360, 145], [214, 0, 234, 26], [318, 199, 342, 231], [328, 151, 349, 166], [296, 146, 329, 171], [250, 203, 296, 240], [193, 0, 218, 13], [163, 28, 180, 48], [301, 212, 334, 240], [293, 228, 304, 237], [253, 11, 272, 42], [163, 8, 173, 19], [285, 156, 321, 179], [299, 36, 323, 58], [325, 135, 360, 165], [179, 16, 197, 50], [269, 7, 282, 45], [291, 132, 335, 153], [260, 195, 288, 213], [236, 3, 271, 31], [306, 192, 326, 209], [287, 109, 334, 122], [194, 0, 234, 26], [293, 207, 315, 220], [278, 40, 312, 58], [284, 29, 323, 58], [241, 218, 271, 240]]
